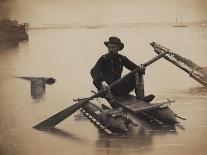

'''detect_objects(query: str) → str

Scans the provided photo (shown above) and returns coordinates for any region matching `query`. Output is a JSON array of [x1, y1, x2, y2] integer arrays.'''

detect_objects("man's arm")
[[122, 56, 138, 71], [90, 56, 104, 89], [122, 56, 145, 74]]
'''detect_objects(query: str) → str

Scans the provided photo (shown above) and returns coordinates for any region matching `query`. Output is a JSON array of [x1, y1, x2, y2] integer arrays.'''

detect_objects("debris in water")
[[16, 77, 56, 100]]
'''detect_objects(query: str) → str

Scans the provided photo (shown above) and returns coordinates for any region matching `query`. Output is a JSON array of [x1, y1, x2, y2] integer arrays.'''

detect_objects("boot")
[[135, 88, 155, 103], [142, 94, 155, 103]]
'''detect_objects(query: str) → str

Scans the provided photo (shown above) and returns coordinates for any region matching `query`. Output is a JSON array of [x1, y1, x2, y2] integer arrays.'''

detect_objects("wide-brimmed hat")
[[104, 37, 124, 51]]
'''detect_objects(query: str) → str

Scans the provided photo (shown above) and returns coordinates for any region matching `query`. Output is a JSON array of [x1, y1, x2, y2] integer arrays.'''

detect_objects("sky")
[[1, 0, 207, 25]]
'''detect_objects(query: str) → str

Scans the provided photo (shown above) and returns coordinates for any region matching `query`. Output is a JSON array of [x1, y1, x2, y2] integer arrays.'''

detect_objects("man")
[[91, 37, 154, 108]]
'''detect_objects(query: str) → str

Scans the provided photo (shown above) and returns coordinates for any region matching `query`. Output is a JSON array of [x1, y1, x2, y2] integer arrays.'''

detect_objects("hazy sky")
[[1, 0, 207, 24]]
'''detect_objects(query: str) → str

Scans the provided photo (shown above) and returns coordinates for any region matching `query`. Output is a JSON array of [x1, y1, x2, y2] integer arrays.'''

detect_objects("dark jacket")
[[91, 53, 138, 89]]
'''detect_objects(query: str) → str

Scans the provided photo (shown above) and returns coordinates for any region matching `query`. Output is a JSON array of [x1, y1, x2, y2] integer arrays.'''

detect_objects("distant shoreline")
[[29, 22, 207, 30]]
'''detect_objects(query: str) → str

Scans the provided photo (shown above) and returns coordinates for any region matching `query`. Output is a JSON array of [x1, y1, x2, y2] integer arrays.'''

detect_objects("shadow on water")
[[35, 127, 86, 143]]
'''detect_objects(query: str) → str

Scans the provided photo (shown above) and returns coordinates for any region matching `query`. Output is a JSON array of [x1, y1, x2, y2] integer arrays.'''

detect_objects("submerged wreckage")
[[33, 41, 206, 135], [34, 47, 187, 135]]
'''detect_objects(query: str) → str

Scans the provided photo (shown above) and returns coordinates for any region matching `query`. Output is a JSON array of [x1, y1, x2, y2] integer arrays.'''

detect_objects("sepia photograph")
[[0, 0, 207, 155]]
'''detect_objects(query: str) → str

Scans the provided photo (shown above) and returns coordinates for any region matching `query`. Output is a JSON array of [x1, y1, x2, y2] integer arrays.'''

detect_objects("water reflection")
[[0, 113, 24, 155], [188, 86, 207, 95], [96, 123, 177, 153], [16, 77, 56, 100], [0, 41, 19, 51]]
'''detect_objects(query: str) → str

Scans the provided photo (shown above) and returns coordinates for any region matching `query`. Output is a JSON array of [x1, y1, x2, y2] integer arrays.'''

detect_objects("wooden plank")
[[116, 95, 151, 112], [116, 95, 169, 113]]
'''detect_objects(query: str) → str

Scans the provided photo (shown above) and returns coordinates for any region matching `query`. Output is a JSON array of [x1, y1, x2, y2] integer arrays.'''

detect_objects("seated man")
[[90, 37, 154, 108]]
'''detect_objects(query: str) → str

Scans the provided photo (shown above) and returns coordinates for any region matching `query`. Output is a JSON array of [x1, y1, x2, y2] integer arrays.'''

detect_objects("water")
[[1, 0, 207, 155]]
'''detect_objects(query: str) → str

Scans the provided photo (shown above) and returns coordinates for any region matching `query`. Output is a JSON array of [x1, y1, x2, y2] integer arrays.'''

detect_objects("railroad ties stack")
[[150, 42, 207, 87], [79, 108, 113, 135], [0, 18, 29, 47]]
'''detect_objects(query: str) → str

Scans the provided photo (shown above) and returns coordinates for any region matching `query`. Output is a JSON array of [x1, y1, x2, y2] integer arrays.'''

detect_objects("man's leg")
[[103, 91, 119, 108], [93, 80, 119, 108], [110, 76, 135, 96], [135, 73, 145, 100], [135, 73, 155, 102]]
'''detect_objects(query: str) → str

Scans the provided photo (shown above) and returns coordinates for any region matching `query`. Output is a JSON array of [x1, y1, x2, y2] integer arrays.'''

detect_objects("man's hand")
[[101, 81, 110, 92], [139, 65, 146, 74]]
